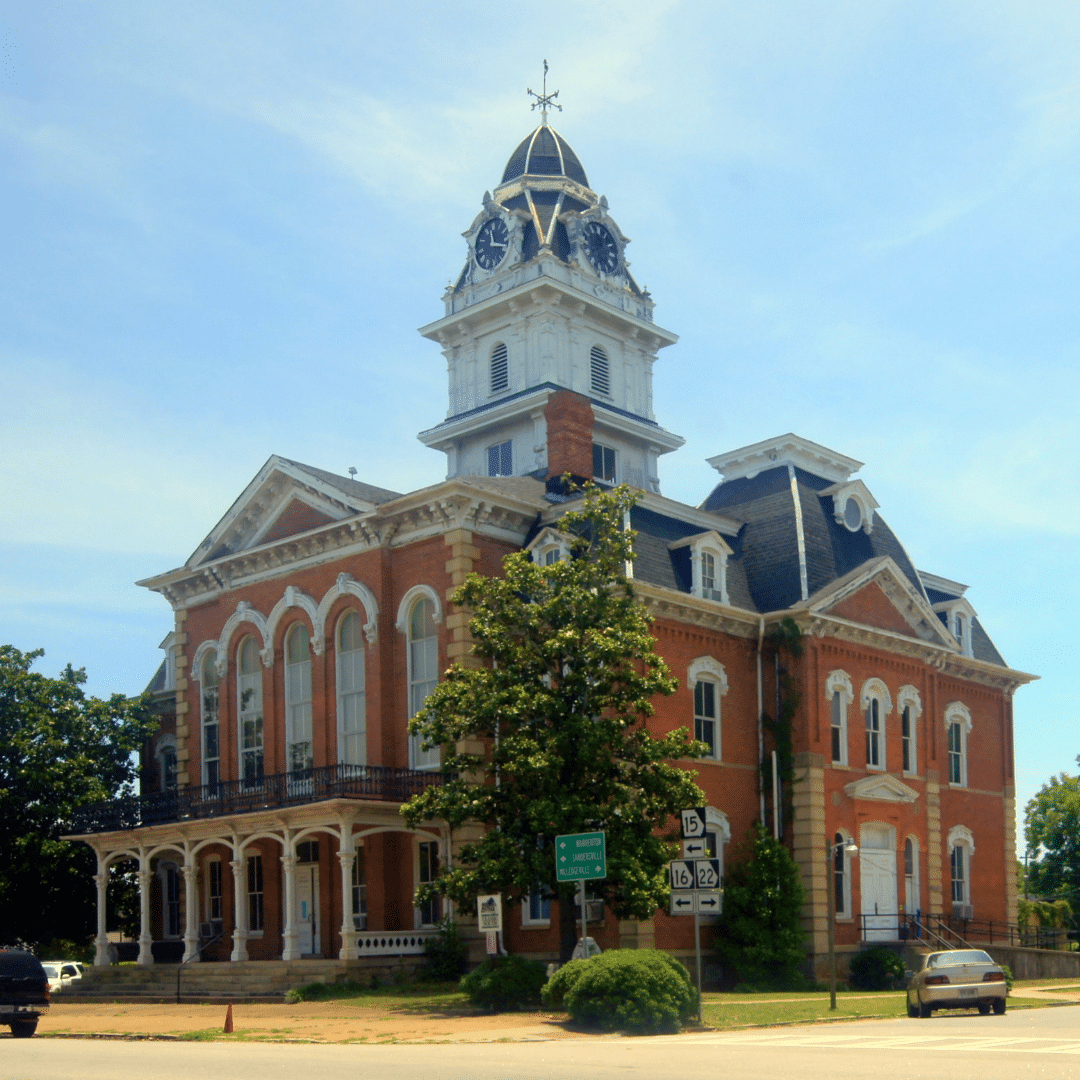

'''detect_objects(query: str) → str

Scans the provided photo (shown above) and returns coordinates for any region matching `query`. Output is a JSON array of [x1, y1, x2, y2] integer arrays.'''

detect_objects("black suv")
[[0, 950, 50, 1037]]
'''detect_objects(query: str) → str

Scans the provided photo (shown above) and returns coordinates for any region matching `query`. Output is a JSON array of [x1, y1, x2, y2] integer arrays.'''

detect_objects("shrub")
[[540, 957, 591, 1009], [424, 917, 466, 980], [1001, 964, 1013, 994], [714, 824, 808, 990], [460, 954, 548, 1012], [546, 949, 696, 1034], [848, 947, 905, 990]]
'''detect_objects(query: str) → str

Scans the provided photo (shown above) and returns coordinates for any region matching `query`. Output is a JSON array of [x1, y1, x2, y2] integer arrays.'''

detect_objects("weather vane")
[[527, 60, 562, 124]]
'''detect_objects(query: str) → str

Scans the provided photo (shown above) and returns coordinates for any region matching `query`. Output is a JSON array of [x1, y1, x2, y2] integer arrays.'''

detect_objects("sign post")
[[556, 831, 607, 959], [679, 808, 707, 1023], [477, 894, 503, 957]]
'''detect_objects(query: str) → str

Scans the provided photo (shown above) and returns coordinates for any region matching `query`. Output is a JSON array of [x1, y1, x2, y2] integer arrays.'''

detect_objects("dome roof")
[[500, 125, 589, 187]]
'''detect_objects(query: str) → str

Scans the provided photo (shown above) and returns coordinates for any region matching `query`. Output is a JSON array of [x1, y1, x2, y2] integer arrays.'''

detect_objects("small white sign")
[[681, 808, 707, 839], [682, 839, 707, 859], [669, 860, 695, 890], [669, 892, 695, 916], [477, 894, 503, 933], [694, 890, 722, 915], [485, 931, 498, 954], [695, 858, 721, 890]]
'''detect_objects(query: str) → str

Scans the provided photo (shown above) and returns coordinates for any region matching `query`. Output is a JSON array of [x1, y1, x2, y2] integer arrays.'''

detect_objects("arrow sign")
[[682, 839, 707, 859], [669, 860, 695, 890], [681, 808, 706, 839], [694, 858, 721, 890], [694, 891, 722, 914], [669, 894, 694, 916]]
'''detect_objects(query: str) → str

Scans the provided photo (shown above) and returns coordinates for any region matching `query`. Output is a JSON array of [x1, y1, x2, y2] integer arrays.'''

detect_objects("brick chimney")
[[544, 389, 594, 481]]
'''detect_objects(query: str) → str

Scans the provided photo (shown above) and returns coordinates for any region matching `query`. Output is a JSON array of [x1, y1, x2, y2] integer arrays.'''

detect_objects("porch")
[[63, 766, 449, 969]]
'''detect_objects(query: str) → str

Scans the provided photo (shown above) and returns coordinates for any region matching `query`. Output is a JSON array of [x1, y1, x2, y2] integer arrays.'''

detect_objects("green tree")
[[0, 646, 157, 949], [1024, 767, 1080, 911], [714, 824, 808, 989], [401, 484, 706, 960]]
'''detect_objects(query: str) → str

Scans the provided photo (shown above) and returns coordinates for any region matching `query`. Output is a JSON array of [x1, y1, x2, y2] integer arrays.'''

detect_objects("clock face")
[[475, 217, 509, 271], [582, 221, 619, 274]]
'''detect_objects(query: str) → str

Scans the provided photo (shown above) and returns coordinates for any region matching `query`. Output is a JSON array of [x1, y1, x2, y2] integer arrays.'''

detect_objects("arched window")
[[688, 658, 728, 761], [945, 702, 972, 787], [237, 636, 264, 785], [490, 341, 508, 394], [200, 650, 220, 787], [826, 670, 853, 766], [904, 836, 920, 914], [337, 611, 366, 767], [157, 739, 177, 791], [590, 345, 610, 395], [285, 624, 313, 774], [833, 831, 854, 918], [860, 679, 892, 771], [408, 598, 440, 770], [897, 685, 921, 776]]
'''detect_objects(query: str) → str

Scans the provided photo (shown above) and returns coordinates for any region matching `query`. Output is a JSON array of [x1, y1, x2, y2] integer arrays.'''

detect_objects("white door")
[[860, 825, 897, 941], [295, 863, 320, 955]]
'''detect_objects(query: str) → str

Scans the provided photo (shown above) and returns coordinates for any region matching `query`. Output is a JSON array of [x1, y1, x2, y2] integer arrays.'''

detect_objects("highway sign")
[[669, 860, 695, 890], [694, 891, 722, 915], [681, 807, 706, 839], [556, 831, 607, 882], [682, 839, 708, 859], [670, 892, 695, 916], [477, 894, 502, 933], [695, 859, 721, 890]]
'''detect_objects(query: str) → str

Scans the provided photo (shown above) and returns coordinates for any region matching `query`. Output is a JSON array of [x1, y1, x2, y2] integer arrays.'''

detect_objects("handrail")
[[67, 763, 447, 834], [176, 927, 225, 1004], [861, 911, 1069, 951]]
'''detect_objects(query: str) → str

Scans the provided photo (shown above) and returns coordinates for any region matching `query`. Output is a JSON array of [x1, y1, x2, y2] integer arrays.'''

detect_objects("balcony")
[[66, 763, 445, 835]]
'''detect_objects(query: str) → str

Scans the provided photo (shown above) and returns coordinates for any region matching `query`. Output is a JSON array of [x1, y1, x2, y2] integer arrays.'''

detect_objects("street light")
[[826, 836, 859, 1011]]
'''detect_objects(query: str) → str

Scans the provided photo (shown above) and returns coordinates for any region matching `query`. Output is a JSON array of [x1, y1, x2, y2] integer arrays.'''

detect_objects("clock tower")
[[417, 118, 683, 492]]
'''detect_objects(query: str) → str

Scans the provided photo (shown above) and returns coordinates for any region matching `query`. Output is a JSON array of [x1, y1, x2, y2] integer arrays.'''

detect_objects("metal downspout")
[[757, 614, 765, 824]]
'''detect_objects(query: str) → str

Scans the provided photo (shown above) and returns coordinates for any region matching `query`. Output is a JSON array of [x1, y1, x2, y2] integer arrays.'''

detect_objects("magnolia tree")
[[402, 484, 706, 960]]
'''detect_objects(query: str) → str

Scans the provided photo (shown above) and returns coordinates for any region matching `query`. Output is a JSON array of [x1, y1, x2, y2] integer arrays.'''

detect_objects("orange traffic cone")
[[224, 1003, 234, 1033]]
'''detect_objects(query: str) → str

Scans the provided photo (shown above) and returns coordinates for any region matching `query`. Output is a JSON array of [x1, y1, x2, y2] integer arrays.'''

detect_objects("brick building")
[[67, 118, 1033, 974]]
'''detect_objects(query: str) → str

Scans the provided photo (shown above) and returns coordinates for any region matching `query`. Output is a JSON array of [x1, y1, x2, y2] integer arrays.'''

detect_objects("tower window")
[[490, 342, 508, 394], [592, 443, 616, 482], [590, 345, 610, 396], [487, 440, 512, 477]]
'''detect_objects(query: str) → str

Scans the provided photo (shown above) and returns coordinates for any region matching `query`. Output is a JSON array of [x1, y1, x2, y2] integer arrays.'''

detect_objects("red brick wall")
[[544, 389, 594, 480]]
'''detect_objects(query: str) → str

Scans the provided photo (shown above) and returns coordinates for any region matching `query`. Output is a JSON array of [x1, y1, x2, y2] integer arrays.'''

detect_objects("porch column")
[[93, 865, 110, 967], [230, 857, 249, 961], [182, 863, 200, 963], [281, 853, 299, 961], [337, 846, 358, 960], [136, 863, 154, 966]]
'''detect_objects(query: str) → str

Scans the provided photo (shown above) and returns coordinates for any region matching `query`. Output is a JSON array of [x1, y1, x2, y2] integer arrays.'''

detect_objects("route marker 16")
[[669, 860, 695, 890]]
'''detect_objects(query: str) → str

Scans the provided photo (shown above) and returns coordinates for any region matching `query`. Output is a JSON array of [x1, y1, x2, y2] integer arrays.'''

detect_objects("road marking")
[[670, 1031, 1080, 1055]]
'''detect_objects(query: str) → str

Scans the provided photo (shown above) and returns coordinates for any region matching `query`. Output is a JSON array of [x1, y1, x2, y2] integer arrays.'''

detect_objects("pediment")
[[843, 774, 920, 804], [802, 557, 959, 650], [186, 456, 393, 569]]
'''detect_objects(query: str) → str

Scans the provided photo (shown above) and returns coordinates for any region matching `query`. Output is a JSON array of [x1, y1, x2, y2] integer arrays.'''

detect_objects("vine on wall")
[[760, 617, 803, 832]]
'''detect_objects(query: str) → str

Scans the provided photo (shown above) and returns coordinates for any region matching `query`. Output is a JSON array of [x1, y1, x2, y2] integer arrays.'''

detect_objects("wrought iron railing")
[[857, 911, 1073, 951], [66, 763, 445, 834]]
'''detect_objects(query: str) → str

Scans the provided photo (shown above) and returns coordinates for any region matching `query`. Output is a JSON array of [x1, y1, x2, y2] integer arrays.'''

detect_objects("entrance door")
[[294, 861, 320, 955], [860, 824, 897, 941]]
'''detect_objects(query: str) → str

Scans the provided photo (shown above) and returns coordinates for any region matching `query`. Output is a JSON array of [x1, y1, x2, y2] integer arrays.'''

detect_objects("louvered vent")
[[590, 345, 610, 395], [490, 342, 508, 393]]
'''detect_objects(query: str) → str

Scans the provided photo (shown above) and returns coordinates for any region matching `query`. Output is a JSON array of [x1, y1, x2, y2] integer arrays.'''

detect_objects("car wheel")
[[993, 998, 1006, 1015], [10, 1020, 37, 1038], [978, 1002, 991, 1015], [919, 1001, 932, 1019], [907, 1000, 919, 1018]]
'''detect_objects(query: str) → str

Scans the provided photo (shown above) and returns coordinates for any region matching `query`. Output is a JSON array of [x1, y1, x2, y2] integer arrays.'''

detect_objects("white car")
[[40, 961, 82, 993]]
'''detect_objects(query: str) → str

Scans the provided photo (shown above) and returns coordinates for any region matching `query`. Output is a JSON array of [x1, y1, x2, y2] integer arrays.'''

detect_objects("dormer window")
[[592, 443, 616, 483], [490, 342, 508, 394], [669, 531, 733, 605], [526, 526, 572, 566], [932, 598, 976, 657], [819, 479, 879, 536]]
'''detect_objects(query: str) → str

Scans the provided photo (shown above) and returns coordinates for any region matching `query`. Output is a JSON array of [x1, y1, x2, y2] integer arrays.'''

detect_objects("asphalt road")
[[4, 1005, 1079, 1080]]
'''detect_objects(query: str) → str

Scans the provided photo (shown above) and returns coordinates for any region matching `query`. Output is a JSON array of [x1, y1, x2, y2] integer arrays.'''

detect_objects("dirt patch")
[[39, 1001, 601, 1044]]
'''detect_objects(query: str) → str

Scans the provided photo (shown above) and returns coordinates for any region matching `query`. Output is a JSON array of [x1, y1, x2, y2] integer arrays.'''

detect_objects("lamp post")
[[826, 836, 859, 1011]]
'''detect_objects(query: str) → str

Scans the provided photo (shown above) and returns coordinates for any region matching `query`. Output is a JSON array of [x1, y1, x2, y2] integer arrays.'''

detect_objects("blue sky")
[[3, 1, 1077, 838]]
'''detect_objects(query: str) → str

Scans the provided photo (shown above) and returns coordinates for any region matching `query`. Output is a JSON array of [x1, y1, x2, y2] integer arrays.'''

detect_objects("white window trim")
[[402, 592, 442, 772], [669, 531, 733, 605], [592, 442, 618, 484], [413, 837, 442, 929], [194, 649, 220, 787], [834, 827, 855, 922], [526, 526, 573, 566], [947, 824, 975, 911], [897, 684, 922, 776], [944, 701, 972, 787], [236, 635, 264, 784], [860, 678, 892, 772], [335, 609, 368, 767], [205, 856, 223, 923], [820, 479, 879, 536], [395, 585, 443, 634], [903, 834, 921, 915], [825, 669, 853, 766], [688, 657, 728, 761], [932, 598, 976, 658], [521, 888, 552, 928], [284, 623, 313, 775], [246, 852, 265, 938]]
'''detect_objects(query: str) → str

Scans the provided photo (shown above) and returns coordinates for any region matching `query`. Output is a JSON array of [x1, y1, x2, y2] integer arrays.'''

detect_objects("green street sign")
[[556, 831, 607, 882]]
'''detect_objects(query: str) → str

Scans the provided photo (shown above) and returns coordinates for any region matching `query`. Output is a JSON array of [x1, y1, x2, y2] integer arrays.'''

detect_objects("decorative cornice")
[[844, 774, 920, 804]]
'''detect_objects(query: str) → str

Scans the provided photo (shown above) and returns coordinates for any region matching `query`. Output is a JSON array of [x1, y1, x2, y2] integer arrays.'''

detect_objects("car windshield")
[[928, 950, 993, 968], [42, 964, 60, 977]]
